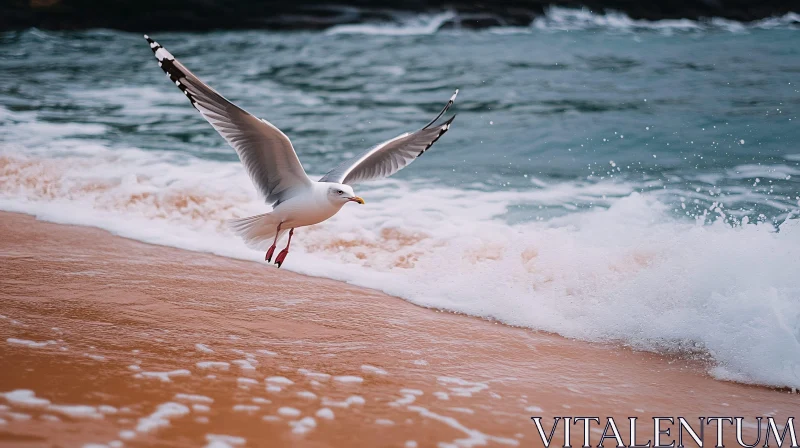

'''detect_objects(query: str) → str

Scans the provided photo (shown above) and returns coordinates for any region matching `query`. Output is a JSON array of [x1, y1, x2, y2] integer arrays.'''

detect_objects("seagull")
[[144, 35, 457, 267]]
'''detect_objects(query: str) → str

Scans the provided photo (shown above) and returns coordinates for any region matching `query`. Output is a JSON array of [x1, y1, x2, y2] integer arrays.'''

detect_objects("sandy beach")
[[0, 211, 796, 447]]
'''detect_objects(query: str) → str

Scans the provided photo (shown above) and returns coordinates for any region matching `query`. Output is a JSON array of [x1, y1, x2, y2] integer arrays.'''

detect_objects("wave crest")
[[325, 8, 800, 35]]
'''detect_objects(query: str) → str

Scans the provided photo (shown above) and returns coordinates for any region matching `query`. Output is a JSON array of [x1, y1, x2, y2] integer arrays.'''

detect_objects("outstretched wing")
[[319, 90, 458, 185], [144, 35, 311, 205]]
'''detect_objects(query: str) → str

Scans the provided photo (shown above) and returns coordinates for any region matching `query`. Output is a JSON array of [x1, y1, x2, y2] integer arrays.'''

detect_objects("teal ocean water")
[[1, 10, 799, 388]]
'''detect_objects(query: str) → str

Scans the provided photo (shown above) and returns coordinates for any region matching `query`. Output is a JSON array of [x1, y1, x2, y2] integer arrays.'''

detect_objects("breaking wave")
[[2, 148, 799, 390], [325, 7, 800, 35]]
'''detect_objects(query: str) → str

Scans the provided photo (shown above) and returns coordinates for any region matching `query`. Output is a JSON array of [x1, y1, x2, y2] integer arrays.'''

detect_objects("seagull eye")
[[337, 190, 343, 195]]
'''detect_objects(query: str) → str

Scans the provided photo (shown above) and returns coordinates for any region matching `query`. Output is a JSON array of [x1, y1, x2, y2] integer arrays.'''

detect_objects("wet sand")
[[0, 211, 796, 447]]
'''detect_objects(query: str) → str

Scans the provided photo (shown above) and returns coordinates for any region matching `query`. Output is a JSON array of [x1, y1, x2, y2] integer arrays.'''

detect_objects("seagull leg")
[[265, 223, 282, 262], [274, 228, 294, 268]]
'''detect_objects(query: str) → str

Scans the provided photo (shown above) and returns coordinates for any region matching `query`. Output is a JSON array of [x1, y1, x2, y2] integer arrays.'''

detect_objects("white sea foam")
[[174, 393, 213, 404], [139, 370, 191, 382], [6, 338, 54, 348], [327, 12, 455, 36], [193, 404, 211, 413], [205, 434, 246, 448], [320, 395, 365, 408], [289, 416, 317, 434], [231, 359, 256, 371], [136, 402, 190, 433], [407, 406, 519, 447], [389, 391, 419, 407], [277, 407, 301, 417], [529, 8, 799, 33], [298, 369, 330, 380], [232, 404, 260, 412], [1, 390, 51, 407], [195, 344, 214, 353], [196, 361, 230, 370], [316, 408, 335, 419], [324, 8, 798, 36], [2, 148, 799, 389], [297, 391, 317, 400], [48, 404, 104, 419], [437, 377, 488, 398], [266, 376, 294, 385], [333, 375, 364, 384], [361, 365, 388, 375]]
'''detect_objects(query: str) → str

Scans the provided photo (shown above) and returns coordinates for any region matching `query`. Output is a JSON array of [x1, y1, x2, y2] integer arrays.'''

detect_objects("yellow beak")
[[349, 196, 365, 204]]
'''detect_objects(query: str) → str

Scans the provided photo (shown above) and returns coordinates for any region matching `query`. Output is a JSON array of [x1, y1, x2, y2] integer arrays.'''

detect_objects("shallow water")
[[1, 10, 799, 389]]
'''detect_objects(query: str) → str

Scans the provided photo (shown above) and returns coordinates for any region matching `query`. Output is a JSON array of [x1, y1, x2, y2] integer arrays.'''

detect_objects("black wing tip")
[[417, 114, 456, 157], [143, 34, 161, 53], [422, 89, 459, 130], [143, 35, 196, 108]]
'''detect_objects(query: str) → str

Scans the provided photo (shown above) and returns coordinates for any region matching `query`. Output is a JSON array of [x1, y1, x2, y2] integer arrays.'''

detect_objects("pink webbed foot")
[[265, 244, 276, 262], [274, 248, 289, 268]]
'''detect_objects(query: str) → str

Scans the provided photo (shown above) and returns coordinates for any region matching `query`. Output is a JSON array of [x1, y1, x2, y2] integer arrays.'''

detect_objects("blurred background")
[[2, 0, 800, 30]]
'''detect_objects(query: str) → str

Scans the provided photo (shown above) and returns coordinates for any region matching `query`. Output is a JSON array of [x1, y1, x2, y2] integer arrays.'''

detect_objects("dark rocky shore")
[[2, 0, 799, 31]]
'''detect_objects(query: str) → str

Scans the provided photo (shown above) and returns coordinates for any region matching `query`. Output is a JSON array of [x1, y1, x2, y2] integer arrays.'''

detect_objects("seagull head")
[[327, 183, 364, 205]]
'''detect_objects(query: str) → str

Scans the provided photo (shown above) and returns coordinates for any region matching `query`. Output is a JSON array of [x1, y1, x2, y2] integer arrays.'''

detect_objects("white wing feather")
[[145, 35, 311, 205], [320, 90, 458, 185]]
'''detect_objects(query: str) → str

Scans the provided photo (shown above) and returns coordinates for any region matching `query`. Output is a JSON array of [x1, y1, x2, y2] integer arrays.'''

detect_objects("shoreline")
[[0, 211, 796, 447]]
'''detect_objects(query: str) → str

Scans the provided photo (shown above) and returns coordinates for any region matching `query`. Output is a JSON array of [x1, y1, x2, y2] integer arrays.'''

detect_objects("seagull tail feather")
[[227, 213, 282, 250]]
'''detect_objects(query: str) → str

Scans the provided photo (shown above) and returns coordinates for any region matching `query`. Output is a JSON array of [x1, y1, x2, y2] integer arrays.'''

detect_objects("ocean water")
[[1, 9, 799, 389]]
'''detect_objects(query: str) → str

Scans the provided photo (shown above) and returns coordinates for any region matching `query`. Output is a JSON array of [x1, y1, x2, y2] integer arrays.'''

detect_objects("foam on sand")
[[174, 393, 213, 404], [205, 434, 246, 448], [389, 391, 420, 407], [196, 361, 230, 370], [296, 391, 317, 400], [231, 360, 256, 371], [138, 370, 191, 382], [297, 369, 330, 380], [277, 407, 301, 417], [136, 402, 190, 433], [321, 395, 365, 408], [195, 344, 214, 353], [333, 375, 363, 384], [1, 389, 50, 407], [48, 404, 104, 419], [289, 416, 317, 434], [266, 376, 293, 385], [232, 404, 259, 412], [193, 404, 211, 413], [406, 406, 519, 447], [361, 365, 388, 375], [6, 338, 55, 348], [315, 408, 334, 420], [437, 377, 489, 398]]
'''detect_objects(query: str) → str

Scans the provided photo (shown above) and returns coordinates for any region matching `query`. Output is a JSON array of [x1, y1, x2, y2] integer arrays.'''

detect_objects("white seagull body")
[[145, 35, 458, 267]]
